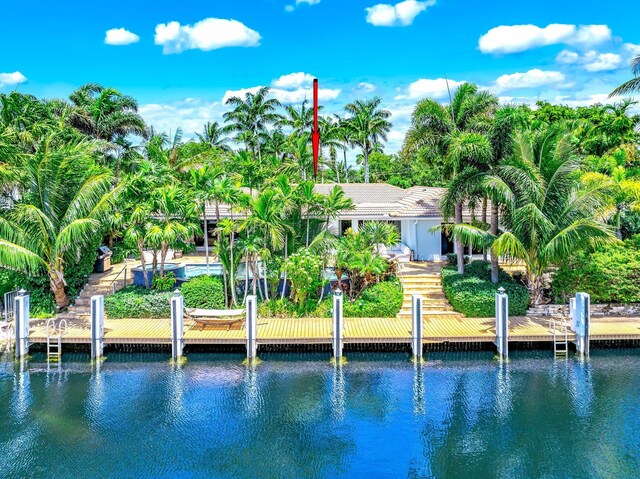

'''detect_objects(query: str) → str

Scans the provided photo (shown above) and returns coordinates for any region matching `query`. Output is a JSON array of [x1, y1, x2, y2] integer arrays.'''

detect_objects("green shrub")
[[152, 272, 176, 291], [258, 278, 403, 318], [282, 249, 324, 306], [180, 275, 225, 309], [442, 261, 529, 317], [552, 235, 640, 303], [343, 279, 403, 317], [105, 286, 172, 318]]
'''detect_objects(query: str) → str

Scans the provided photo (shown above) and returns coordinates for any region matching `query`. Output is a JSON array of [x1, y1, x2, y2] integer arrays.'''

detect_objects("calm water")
[[1, 349, 640, 479]]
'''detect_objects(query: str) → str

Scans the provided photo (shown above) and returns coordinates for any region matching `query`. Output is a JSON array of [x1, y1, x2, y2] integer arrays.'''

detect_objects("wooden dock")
[[26, 314, 640, 347]]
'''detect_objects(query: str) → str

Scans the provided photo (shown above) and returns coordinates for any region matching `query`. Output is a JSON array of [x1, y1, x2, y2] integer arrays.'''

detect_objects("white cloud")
[[222, 85, 340, 104], [365, 0, 435, 27], [285, 0, 320, 11], [139, 98, 225, 139], [104, 28, 140, 46], [479, 23, 611, 54], [154, 18, 261, 54], [356, 82, 376, 92], [0, 71, 27, 87], [272, 72, 314, 89], [557, 49, 623, 72], [495, 69, 565, 90], [624, 43, 640, 58], [552, 93, 623, 108], [394, 78, 464, 100]]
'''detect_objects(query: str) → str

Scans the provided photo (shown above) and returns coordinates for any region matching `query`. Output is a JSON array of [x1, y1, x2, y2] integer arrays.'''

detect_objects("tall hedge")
[[180, 275, 225, 309], [441, 261, 529, 317], [552, 236, 640, 304]]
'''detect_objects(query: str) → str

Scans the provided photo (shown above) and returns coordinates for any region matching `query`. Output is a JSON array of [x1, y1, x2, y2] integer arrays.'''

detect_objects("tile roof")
[[202, 182, 470, 220]]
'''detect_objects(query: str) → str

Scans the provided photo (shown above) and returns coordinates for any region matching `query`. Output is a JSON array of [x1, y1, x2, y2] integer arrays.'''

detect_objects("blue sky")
[[1, 0, 639, 151]]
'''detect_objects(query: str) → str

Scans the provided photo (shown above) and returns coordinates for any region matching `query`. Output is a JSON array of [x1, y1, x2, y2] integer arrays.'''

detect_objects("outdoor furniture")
[[185, 308, 245, 331], [377, 243, 413, 263]]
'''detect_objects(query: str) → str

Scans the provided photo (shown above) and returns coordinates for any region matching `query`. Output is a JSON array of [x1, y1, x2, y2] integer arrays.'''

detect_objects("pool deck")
[[26, 314, 640, 347]]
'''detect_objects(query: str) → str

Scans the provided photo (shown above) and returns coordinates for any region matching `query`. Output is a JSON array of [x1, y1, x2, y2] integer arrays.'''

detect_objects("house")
[[314, 183, 459, 261], [202, 182, 469, 262]]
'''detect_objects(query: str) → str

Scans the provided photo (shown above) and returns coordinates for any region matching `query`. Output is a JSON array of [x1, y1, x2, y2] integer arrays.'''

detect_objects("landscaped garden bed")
[[441, 261, 529, 318]]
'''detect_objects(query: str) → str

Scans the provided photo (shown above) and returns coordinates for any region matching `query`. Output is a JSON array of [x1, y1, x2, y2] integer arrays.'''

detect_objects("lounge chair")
[[185, 308, 245, 330], [377, 243, 413, 263]]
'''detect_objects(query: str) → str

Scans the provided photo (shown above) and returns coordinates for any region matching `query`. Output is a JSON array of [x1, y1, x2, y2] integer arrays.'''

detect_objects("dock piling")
[[90, 295, 105, 360], [246, 295, 258, 361], [14, 289, 30, 359], [411, 294, 423, 362], [170, 290, 184, 360], [572, 292, 591, 356], [495, 287, 508, 360], [332, 290, 344, 362]]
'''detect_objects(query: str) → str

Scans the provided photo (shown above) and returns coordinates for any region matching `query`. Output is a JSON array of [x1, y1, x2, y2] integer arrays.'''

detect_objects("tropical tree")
[[68, 83, 147, 144], [404, 82, 498, 274], [453, 127, 618, 304], [0, 134, 118, 307], [196, 121, 231, 151], [611, 55, 640, 96], [343, 97, 391, 183], [223, 87, 282, 161]]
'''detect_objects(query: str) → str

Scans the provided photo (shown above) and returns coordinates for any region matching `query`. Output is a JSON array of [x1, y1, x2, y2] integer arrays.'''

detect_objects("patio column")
[[14, 289, 30, 359], [495, 287, 508, 360], [171, 290, 184, 361], [352, 219, 359, 233], [246, 295, 258, 361], [332, 290, 344, 362], [572, 293, 590, 356], [411, 294, 423, 362], [91, 295, 105, 360]]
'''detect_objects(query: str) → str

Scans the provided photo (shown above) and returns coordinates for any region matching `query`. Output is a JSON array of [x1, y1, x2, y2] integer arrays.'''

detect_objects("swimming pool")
[[1, 349, 639, 478]]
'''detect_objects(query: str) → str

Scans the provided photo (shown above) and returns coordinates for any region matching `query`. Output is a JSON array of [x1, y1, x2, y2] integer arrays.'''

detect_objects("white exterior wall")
[[327, 218, 340, 235], [401, 219, 442, 261]]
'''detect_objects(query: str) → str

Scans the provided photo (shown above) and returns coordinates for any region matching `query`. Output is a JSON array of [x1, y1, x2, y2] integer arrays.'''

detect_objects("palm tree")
[[582, 165, 640, 238], [241, 189, 288, 300], [146, 184, 198, 277], [343, 97, 391, 183], [188, 166, 222, 274], [404, 82, 498, 274], [278, 99, 321, 137], [196, 121, 231, 151], [454, 127, 617, 304], [0, 134, 118, 307], [611, 55, 640, 96], [223, 86, 282, 161], [68, 83, 147, 143]]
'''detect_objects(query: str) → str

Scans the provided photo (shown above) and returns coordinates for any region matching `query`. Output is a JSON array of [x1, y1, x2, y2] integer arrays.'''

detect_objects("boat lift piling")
[[572, 292, 591, 356], [411, 294, 424, 362], [495, 287, 509, 360], [246, 295, 258, 362], [332, 290, 344, 363], [91, 295, 105, 360], [14, 289, 30, 359], [170, 290, 184, 361]]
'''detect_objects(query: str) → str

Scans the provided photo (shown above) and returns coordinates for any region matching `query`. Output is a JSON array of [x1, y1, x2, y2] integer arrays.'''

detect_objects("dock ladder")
[[46, 319, 67, 362], [552, 318, 569, 357]]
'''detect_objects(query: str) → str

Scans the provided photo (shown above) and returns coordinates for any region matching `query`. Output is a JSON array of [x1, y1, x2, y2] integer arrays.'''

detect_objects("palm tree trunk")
[[490, 202, 499, 283], [203, 209, 210, 272], [306, 210, 310, 247], [138, 240, 150, 289], [364, 148, 370, 183], [230, 229, 237, 306], [455, 201, 464, 275], [49, 270, 69, 308], [482, 197, 488, 261], [243, 253, 249, 304], [160, 245, 168, 277], [281, 238, 288, 300]]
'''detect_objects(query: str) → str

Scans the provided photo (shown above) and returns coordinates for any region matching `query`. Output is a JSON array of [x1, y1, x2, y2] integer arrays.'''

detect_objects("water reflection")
[[0, 351, 639, 478]]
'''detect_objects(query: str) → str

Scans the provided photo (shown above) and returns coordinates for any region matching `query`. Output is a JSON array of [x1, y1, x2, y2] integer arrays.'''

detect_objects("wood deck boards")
[[26, 314, 640, 346]]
